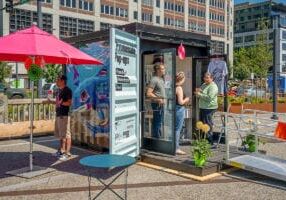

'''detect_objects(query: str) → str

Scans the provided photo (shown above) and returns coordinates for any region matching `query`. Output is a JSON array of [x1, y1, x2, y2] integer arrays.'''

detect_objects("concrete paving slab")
[[6, 166, 55, 179]]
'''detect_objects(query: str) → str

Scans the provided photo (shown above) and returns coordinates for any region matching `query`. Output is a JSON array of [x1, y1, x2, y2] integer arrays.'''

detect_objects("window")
[[102, 5, 127, 18], [100, 22, 112, 31], [9, 9, 53, 33], [115, 8, 128, 18], [84, 1, 88, 10], [116, 8, 119, 16], [142, 13, 152, 22], [105, 6, 109, 14], [165, 1, 184, 13], [210, 0, 223, 9], [66, 0, 70, 7], [211, 41, 225, 54], [156, 16, 160, 24], [134, 11, 138, 20], [235, 37, 243, 44], [59, 16, 94, 38], [282, 43, 286, 51], [78, 19, 94, 35], [283, 54, 286, 61], [156, 0, 160, 7], [110, 6, 113, 14], [41, 0, 52, 3], [245, 35, 255, 42], [60, 0, 76, 8], [88, 2, 93, 11], [281, 17, 286, 27], [120, 9, 124, 17], [283, 31, 286, 40], [142, 0, 153, 7]]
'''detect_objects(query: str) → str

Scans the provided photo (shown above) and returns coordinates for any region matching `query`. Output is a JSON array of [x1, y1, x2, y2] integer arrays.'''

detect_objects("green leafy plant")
[[242, 134, 257, 152], [241, 119, 264, 152], [192, 122, 212, 167], [42, 64, 62, 83], [28, 64, 43, 81], [278, 98, 286, 104]]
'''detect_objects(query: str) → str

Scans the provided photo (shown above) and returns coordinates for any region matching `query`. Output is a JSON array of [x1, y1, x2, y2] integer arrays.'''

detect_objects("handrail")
[[220, 110, 286, 161], [2, 98, 56, 123]]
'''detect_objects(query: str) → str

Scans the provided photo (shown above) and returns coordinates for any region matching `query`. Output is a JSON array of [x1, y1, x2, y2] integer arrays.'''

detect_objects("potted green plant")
[[242, 134, 257, 152], [192, 122, 212, 167], [242, 119, 261, 152]]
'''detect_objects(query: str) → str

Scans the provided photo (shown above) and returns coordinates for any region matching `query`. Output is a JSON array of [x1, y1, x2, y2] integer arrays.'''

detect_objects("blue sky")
[[235, 0, 284, 4]]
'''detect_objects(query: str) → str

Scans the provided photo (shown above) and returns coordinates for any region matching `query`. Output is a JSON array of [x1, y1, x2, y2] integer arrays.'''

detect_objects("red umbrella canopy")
[[0, 25, 102, 65]]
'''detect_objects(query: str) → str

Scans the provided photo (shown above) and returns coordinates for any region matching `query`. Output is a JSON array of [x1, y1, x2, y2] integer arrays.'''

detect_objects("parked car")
[[236, 86, 266, 97], [41, 83, 58, 98], [0, 82, 26, 99]]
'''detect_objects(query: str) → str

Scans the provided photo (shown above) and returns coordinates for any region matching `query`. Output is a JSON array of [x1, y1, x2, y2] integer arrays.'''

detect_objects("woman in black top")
[[175, 72, 190, 155]]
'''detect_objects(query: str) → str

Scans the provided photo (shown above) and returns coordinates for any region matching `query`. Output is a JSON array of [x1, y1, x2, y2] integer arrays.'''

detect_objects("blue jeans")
[[175, 105, 185, 150], [200, 109, 216, 144], [151, 103, 164, 138]]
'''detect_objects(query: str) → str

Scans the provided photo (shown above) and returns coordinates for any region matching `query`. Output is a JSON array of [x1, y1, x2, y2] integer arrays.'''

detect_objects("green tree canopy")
[[42, 64, 62, 83], [233, 48, 251, 81], [233, 19, 272, 81]]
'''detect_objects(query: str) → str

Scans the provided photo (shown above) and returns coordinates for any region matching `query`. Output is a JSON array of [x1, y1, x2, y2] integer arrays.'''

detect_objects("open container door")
[[109, 28, 140, 157], [192, 57, 210, 126], [141, 49, 176, 155]]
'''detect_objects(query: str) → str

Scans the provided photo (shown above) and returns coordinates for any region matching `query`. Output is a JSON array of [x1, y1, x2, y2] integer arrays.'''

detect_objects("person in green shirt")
[[195, 72, 218, 144]]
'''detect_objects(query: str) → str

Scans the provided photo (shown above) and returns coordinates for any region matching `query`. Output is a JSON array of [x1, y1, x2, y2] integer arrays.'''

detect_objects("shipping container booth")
[[65, 23, 213, 157]]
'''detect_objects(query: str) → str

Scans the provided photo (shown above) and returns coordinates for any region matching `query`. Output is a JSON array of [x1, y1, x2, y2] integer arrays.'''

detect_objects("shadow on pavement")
[[0, 137, 124, 180]]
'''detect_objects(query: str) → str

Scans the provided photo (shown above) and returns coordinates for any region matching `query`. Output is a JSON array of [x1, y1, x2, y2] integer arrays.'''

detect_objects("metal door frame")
[[140, 48, 176, 155]]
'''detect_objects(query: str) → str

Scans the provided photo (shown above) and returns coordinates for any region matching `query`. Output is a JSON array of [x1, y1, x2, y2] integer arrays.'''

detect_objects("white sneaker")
[[59, 154, 68, 161], [176, 149, 187, 155]]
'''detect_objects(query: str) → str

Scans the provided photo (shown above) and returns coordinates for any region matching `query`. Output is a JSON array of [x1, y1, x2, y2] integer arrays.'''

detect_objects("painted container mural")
[[67, 41, 110, 149]]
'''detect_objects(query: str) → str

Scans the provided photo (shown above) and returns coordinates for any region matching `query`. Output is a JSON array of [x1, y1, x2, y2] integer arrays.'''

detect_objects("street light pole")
[[272, 14, 279, 120], [16, 62, 18, 88], [37, 0, 42, 97]]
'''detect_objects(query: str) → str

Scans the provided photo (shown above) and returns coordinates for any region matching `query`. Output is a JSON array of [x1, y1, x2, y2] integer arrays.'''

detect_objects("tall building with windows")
[[0, 0, 233, 79], [234, 0, 286, 72]]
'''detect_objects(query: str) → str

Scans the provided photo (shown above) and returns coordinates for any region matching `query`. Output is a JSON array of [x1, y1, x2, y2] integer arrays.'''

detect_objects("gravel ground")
[[0, 136, 286, 200]]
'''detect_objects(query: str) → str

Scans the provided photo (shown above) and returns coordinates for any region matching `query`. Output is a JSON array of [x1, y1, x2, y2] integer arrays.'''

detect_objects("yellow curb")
[[137, 161, 237, 182]]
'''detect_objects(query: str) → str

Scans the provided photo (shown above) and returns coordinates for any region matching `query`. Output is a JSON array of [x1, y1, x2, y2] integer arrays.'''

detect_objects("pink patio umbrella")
[[0, 25, 102, 65], [0, 25, 102, 173]]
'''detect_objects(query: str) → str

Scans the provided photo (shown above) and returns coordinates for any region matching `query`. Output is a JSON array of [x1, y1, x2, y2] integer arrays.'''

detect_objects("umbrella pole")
[[29, 81, 34, 171]]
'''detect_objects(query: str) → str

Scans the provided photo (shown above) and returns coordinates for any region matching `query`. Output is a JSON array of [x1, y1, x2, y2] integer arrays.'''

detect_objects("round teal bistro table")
[[80, 154, 136, 200]]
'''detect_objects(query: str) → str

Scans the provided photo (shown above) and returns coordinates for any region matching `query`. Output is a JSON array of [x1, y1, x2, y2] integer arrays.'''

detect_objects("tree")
[[249, 19, 272, 97], [233, 19, 272, 90], [0, 62, 12, 84], [233, 48, 251, 81], [250, 19, 272, 80], [42, 64, 62, 83]]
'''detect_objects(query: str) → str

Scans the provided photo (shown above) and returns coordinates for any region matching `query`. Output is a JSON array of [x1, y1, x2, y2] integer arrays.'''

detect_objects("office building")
[[0, 0, 233, 86], [234, 0, 286, 72]]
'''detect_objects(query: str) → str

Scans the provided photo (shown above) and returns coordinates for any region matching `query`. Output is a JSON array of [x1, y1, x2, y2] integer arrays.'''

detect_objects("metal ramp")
[[219, 110, 286, 182], [227, 154, 286, 182]]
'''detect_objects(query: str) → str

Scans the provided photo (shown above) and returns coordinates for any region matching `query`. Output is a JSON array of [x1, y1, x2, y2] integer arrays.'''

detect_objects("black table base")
[[88, 168, 129, 200]]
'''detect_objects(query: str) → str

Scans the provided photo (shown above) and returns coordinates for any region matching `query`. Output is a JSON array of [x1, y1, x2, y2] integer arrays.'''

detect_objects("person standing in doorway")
[[195, 72, 218, 145], [146, 62, 166, 138], [48, 75, 72, 161], [175, 72, 190, 155]]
